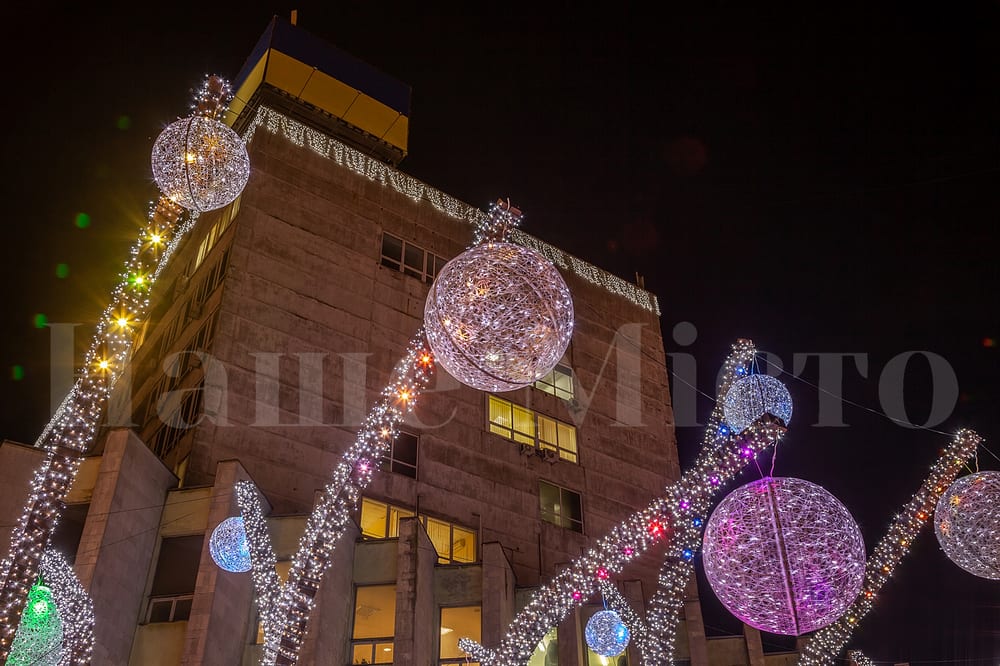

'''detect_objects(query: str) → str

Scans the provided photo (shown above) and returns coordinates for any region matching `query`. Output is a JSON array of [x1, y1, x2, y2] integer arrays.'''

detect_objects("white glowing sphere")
[[935, 471, 1000, 580], [702, 477, 866, 636], [209, 516, 252, 573], [424, 242, 574, 392], [723, 374, 793, 434], [151, 116, 250, 212], [585, 609, 630, 657]]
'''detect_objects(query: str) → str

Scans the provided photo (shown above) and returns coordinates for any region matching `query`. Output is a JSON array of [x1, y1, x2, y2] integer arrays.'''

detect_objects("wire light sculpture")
[[703, 476, 865, 636], [723, 373, 793, 434], [210, 516, 253, 573], [7, 581, 62, 666], [934, 470, 1000, 580], [585, 609, 630, 657], [151, 75, 250, 212], [424, 199, 574, 392]]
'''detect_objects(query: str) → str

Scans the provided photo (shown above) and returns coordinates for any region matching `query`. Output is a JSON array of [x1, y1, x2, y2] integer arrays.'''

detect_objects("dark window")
[[539, 481, 583, 533], [147, 534, 203, 623], [380, 232, 446, 284], [383, 431, 418, 478]]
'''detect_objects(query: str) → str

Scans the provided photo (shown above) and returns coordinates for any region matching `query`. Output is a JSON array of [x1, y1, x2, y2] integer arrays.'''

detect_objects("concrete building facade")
[[0, 16, 794, 666]]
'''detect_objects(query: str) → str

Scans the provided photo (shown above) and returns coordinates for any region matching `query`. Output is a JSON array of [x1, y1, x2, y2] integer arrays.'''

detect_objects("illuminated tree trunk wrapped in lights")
[[459, 339, 788, 665], [795, 428, 982, 666], [0, 75, 244, 661], [236, 333, 436, 665]]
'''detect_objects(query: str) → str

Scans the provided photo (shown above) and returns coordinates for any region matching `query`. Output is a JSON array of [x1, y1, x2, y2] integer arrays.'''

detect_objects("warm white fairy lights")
[[796, 429, 982, 666], [39, 549, 94, 666], [459, 339, 787, 665], [0, 78, 231, 658], [702, 476, 866, 636], [723, 373, 793, 434], [934, 470, 1000, 580], [152, 76, 250, 213], [424, 200, 574, 392], [848, 650, 876, 666], [242, 105, 661, 315], [233, 332, 436, 665]]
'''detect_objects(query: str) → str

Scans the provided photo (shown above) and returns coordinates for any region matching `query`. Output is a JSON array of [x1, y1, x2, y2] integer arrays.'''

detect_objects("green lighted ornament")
[[8, 581, 63, 666]]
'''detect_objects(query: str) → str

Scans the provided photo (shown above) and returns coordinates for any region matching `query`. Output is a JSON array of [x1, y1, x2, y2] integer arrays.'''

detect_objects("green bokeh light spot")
[[33, 314, 47, 329], [116, 115, 131, 130], [11, 365, 24, 381], [55, 263, 69, 279], [74, 212, 90, 228]]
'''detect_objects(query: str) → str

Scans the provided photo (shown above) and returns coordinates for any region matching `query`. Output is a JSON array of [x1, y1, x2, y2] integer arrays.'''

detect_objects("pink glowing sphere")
[[935, 471, 1000, 580], [702, 477, 866, 636], [423, 241, 574, 392]]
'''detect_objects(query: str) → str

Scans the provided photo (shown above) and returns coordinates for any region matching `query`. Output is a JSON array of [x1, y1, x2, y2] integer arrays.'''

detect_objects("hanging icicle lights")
[[459, 339, 787, 665], [796, 429, 982, 666], [234, 332, 435, 665]]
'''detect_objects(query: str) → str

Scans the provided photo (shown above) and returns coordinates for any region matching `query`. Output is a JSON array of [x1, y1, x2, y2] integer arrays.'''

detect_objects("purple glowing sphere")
[[702, 477, 866, 636]]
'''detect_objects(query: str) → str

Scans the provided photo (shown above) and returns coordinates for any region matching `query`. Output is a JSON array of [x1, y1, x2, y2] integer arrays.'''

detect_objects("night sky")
[[1, 2, 997, 662]]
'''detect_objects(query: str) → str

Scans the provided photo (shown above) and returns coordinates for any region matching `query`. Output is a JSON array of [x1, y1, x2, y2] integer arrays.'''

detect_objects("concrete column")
[[558, 607, 584, 665], [394, 516, 436, 664], [682, 577, 710, 666], [75, 429, 177, 665], [0, 441, 46, 564], [299, 519, 360, 664], [743, 623, 766, 666], [481, 541, 515, 649], [182, 459, 260, 664], [622, 579, 645, 665]]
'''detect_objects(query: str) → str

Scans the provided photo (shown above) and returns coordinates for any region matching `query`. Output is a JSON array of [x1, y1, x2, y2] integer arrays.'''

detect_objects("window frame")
[[380, 231, 446, 284], [488, 395, 579, 463], [381, 430, 418, 479], [351, 584, 397, 664], [439, 605, 482, 664], [539, 480, 584, 533], [358, 498, 477, 564], [534, 363, 575, 401]]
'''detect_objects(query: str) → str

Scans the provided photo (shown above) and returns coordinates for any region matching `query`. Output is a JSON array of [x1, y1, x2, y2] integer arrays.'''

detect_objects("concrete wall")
[[0, 440, 45, 563], [75, 429, 177, 664]]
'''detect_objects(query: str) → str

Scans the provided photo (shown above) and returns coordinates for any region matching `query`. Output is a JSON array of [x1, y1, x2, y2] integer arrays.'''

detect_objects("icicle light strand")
[[795, 429, 982, 666]]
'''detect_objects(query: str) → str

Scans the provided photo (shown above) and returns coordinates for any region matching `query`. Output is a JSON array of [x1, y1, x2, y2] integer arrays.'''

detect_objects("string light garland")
[[702, 476, 866, 636], [209, 516, 253, 573], [234, 332, 436, 665], [848, 650, 876, 666], [151, 75, 250, 212], [242, 105, 661, 315], [934, 470, 1000, 579], [723, 373, 793, 434], [459, 339, 787, 665], [0, 78, 234, 658], [39, 549, 94, 665], [424, 199, 574, 392], [796, 429, 982, 666]]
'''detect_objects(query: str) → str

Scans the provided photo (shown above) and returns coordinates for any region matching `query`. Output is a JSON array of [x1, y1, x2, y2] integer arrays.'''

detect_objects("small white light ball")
[[935, 471, 1000, 580], [723, 374, 793, 434], [151, 116, 250, 212], [209, 516, 252, 573], [424, 241, 574, 392]]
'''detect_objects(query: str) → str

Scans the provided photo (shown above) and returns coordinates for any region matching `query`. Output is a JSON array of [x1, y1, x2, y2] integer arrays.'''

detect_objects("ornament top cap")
[[192, 74, 234, 120], [474, 197, 524, 245]]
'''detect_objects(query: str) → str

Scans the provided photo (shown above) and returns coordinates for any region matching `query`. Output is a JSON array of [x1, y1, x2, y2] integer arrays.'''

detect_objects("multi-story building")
[[0, 15, 785, 666]]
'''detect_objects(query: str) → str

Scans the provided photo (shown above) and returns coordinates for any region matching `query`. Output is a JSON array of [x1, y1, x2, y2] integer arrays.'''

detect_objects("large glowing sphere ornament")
[[934, 471, 1000, 579], [424, 241, 574, 392], [585, 609, 630, 657], [723, 374, 793, 434], [210, 516, 252, 573], [8, 582, 63, 666], [702, 477, 865, 636], [151, 116, 250, 212]]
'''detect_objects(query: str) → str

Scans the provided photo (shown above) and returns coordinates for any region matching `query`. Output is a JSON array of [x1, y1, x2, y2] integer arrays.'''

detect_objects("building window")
[[146, 534, 203, 623], [527, 627, 559, 666], [352, 584, 396, 664], [534, 364, 574, 400], [539, 481, 583, 533], [440, 606, 481, 665], [488, 396, 578, 463], [382, 431, 418, 478], [359, 498, 476, 564], [380, 232, 446, 284]]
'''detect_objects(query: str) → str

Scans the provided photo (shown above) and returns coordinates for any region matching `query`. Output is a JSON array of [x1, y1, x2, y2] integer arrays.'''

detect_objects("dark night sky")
[[0, 2, 997, 662]]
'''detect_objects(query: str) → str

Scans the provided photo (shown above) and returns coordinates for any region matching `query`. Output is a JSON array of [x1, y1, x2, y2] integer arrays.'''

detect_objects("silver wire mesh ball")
[[702, 477, 866, 636], [424, 241, 574, 392], [8, 583, 63, 666], [209, 516, 252, 573], [585, 609, 630, 657], [151, 116, 250, 213], [723, 374, 793, 434], [934, 471, 1000, 580]]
